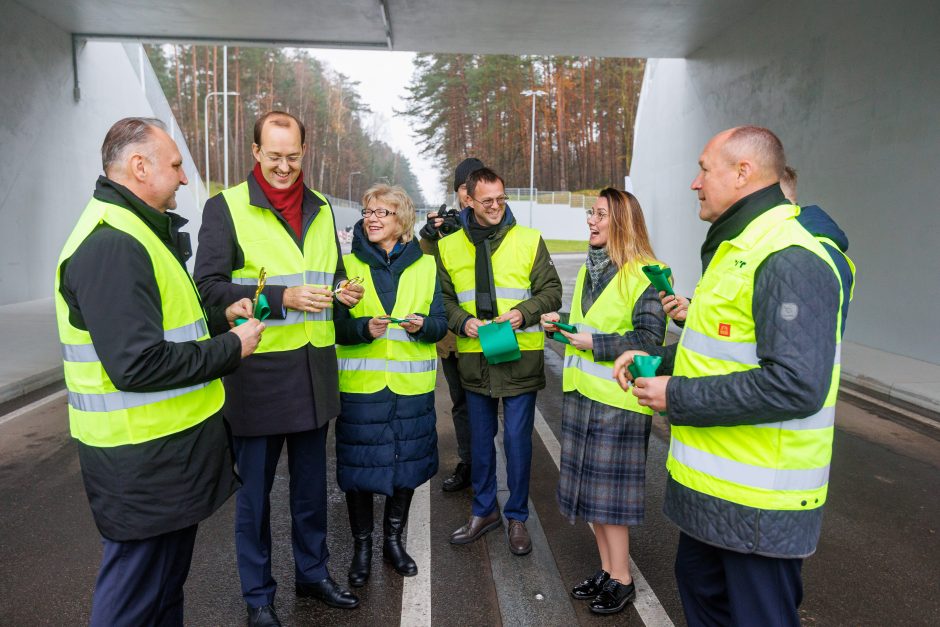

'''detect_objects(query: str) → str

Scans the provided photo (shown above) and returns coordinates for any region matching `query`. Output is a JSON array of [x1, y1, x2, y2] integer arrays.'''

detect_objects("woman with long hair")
[[541, 187, 669, 615], [333, 184, 445, 589]]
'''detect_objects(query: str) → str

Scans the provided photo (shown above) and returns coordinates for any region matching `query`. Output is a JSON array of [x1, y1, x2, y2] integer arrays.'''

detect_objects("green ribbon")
[[550, 320, 577, 344], [642, 265, 674, 296], [478, 320, 522, 364], [628, 354, 662, 379], [235, 293, 272, 326]]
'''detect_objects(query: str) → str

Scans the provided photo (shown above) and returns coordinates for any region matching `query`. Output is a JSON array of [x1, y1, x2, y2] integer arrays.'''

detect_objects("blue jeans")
[[466, 390, 537, 521], [233, 425, 330, 607], [90, 524, 198, 627]]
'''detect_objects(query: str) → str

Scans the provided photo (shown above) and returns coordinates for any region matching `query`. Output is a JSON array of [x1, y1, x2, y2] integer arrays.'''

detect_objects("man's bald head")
[[691, 126, 787, 222], [721, 126, 786, 182]]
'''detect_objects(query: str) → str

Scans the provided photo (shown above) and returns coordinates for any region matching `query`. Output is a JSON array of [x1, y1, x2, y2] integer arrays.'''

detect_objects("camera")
[[420, 204, 462, 240]]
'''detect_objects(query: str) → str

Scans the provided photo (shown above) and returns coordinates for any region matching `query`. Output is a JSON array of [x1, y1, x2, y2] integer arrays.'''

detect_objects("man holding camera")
[[420, 158, 484, 493]]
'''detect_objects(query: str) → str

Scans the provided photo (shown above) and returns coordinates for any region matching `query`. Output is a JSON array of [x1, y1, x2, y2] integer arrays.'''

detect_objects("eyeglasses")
[[585, 208, 609, 220], [471, 195, 509, 208], [361, 208, 397, 218], [258, 148, 302, 165]]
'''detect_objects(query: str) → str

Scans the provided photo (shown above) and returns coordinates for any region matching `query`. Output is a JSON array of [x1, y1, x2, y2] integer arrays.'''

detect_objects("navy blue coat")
[[333, 222, 447, 494]]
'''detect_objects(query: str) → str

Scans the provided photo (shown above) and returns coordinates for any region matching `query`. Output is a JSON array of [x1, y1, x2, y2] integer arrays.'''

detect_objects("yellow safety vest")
[[669, 204, 843, 512], [221, 182, 337, 351], [336, 253, 438, 395], [563, 261, 666, 413], [437, 226, 544, 353], [54, 198, 225, 448]]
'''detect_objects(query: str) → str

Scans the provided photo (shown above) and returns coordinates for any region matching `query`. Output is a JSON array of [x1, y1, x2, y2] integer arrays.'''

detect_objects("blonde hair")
[[597, 187, 658, 289], [361, 184, 416, 242]]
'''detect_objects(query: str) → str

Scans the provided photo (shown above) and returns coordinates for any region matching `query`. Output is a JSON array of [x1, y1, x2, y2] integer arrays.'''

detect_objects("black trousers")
[[90, 524, 199, 627], [440, 352, 470, 464], [675, 532, 803, 627]]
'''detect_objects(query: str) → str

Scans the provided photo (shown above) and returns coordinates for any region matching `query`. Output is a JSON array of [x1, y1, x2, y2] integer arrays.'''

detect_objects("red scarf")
[[252, 162, 304, 238]]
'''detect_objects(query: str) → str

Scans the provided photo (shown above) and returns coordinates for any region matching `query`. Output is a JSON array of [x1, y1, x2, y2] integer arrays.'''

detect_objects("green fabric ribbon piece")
[[478, 320, 522, 364], [628, 354, 662, 379], [235, 293, 271, 326], [642, 265, 674, 296], [550, 321, 577, 345]]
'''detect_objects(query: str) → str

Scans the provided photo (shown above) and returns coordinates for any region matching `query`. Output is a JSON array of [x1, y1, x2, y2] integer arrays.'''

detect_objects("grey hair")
[[723, 126, 786, 179], [101, 117, 166, 174]]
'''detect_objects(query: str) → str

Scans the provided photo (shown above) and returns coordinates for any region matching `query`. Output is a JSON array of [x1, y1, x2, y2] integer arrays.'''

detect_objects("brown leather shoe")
[[507, 519, 532, 555], [450, 509, 501, 545]]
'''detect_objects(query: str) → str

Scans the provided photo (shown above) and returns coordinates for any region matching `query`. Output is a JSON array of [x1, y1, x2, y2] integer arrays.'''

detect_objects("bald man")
[[614, 126, 844, 626]]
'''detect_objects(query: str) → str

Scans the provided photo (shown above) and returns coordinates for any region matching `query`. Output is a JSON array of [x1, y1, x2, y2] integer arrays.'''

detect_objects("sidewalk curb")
[[0, 366, 63, 406]]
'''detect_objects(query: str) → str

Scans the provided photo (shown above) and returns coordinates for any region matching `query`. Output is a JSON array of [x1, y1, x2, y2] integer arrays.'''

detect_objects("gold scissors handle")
[[252, 267, 267, 312], [335, 275, 364, 294]]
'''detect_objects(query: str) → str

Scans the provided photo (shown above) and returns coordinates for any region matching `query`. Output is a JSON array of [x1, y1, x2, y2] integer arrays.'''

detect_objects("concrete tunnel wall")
[[630, 0, 940, 365], [0, 0, 202, 306]]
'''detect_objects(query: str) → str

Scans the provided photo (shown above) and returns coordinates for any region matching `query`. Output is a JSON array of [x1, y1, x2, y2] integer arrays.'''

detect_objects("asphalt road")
[[1, 253, 938, 626]]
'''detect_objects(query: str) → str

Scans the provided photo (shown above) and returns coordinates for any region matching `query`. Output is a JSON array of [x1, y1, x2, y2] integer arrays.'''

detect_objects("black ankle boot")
[[345, 491, 374, 587], [382, 488, 417, 577]]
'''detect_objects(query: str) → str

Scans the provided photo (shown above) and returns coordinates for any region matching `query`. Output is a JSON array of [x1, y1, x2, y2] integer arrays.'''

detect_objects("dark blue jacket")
[[333, 222, 446, 494], [797, 205, 854, 336]]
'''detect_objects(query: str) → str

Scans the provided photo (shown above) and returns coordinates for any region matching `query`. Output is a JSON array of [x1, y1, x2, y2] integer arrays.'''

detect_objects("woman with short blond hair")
[[333, 183, 446, 589]]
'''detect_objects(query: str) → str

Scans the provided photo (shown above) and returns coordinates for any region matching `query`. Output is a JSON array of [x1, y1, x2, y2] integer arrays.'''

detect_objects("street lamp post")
[[521, 89, 547, 228], [348, 171, 362, 206], [204, 90, 239, 197]]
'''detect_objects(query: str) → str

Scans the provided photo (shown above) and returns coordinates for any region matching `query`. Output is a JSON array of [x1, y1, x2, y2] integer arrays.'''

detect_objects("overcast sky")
[[306, 49, 444, 205]]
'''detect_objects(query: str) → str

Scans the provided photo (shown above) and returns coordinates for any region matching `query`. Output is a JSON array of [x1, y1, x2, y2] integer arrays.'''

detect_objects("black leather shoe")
[[247, 604, 282, 627], [589, 579, 636, 614], [383, 488, 418, 576], [442, 462, 472, 492], [296, 576, 360, 609], [450, 509, 501, 544], [571, 569, 610, 600]]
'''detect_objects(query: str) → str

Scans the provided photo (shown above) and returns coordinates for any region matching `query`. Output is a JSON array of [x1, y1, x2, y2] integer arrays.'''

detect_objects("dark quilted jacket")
[[648, 188, 842, 558], [332, 223, 446, 494]]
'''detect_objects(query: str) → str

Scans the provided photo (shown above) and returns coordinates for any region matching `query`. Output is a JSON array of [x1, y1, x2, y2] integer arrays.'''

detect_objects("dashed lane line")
[[400, 481, 432, 626], [0, 389, 67, 427], [534, 405, 675, 627]]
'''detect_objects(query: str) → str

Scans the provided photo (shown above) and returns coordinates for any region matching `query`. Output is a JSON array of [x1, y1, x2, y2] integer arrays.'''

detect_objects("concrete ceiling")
[[18, 0, 765, 58]]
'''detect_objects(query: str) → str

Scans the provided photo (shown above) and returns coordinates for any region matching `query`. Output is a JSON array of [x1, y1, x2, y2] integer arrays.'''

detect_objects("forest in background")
[[405, 54, 645, 193], [145, 45, 425, 204]]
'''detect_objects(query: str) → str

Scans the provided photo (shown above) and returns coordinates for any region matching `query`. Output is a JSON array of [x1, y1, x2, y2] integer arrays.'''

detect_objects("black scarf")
[[467, 214, 502, 320], [700, 183, 785, 272]]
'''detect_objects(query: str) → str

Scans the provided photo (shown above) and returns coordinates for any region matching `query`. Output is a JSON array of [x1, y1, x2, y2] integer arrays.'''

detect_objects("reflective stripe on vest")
[[670, 438, 830, 492], [222, 182, 337, 351], [54, 198, 225, 447], [562, 262, 666, 413], [336, 253, 438, 395], [669, 204, 844, 511], [62, 319, 209, 362], [438, 225, 545, 354]]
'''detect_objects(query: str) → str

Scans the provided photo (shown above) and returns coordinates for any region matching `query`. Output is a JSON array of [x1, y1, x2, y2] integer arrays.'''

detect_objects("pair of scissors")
[[335, 275, 364, 294], [252, 267, 267, 314]]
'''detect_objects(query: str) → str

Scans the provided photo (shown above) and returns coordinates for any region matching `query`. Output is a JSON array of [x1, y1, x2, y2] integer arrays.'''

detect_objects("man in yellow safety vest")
[[56, 117, 264, 626], [614, 126, 844, 627]]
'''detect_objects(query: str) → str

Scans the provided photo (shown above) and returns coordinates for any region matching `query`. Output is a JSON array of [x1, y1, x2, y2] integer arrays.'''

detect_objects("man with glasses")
[[436, 167, 561, 555], [420, 157, 485, 494], [195, 111, 365, 626]]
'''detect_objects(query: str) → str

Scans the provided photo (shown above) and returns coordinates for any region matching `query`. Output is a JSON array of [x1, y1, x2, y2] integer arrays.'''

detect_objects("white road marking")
[[534, 406, 675, 627], [0, 389, 67, 427], [400, 480, 432, 627]]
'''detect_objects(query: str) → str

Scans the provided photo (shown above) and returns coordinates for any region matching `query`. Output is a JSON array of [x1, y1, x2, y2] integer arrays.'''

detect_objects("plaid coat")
[[556, 260, 666, 526]]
